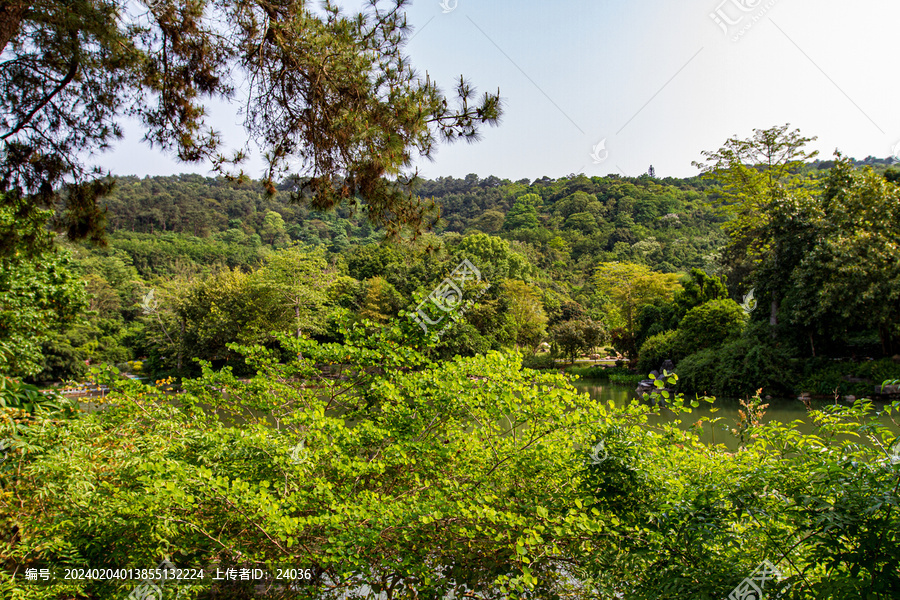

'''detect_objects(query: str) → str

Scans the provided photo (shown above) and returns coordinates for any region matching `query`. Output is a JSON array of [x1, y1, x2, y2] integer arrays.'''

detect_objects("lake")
[[571, 380, 900, 451]]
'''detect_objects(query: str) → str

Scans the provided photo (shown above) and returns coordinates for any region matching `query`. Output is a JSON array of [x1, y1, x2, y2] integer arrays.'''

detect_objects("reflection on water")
[[572, 381, 899, 452]]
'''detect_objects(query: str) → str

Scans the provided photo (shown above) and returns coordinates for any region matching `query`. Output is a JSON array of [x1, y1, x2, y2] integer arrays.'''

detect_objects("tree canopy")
[[0, 0, 502, 247]]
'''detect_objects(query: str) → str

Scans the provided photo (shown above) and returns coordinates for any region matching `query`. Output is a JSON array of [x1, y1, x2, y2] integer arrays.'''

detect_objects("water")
[[571, 380, 900, 451]]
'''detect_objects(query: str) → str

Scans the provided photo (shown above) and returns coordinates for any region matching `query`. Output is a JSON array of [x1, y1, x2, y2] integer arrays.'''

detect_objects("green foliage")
[[593, 262, 681, 357], [502, 193, 541, 230], [0, 200, 87, 377], [501, 280, 548, 351], [520, 352, 557, 370], [1, 0, 502, 242], [677, 329, 797, 397], [673, 268, 728, 318], [6, 339, 899, 598], [636, 329, 681, 376], [453, 233, 534, 282], [549, 318, 605, 364], [0, 375, 74, 413], [798, 358, 900, 397], [678, 298, 746, 356], [693, 124, 821, 293], [634, 299, 679, 350], [784, 155, 900, 354]]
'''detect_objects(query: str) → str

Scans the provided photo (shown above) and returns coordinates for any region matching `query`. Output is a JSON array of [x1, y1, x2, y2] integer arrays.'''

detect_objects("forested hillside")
[[16, 139, 894, 404], [25, 171, 727, 381]]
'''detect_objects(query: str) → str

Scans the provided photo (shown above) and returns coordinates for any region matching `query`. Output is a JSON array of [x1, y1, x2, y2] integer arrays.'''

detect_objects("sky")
[[102, 0, 900, 181]]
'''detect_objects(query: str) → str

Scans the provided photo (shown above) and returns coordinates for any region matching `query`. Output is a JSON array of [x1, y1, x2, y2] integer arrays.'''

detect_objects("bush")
[[636, 330, 681, 376], [678, 299, 746, 356], [798, 358, 900, 396], [6, 348, 899, 598], [521, 352, 557, 370], [677, 335, 797, 397]]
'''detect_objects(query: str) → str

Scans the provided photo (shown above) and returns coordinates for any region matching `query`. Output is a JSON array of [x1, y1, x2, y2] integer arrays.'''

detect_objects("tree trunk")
[[769, 297, 779, 327], [808, 331, 816, 357], [0, 2, 26, 56], [177, 318, 185, 371]]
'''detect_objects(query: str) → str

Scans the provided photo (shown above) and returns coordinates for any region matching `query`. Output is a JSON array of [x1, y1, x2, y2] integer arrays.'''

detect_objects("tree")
[[785, 156, 900, 355], [0, 0, 502, 247], [252, 245, 334, 339], [453, 233, 533, 283], [501, 280, 548, 352], [502, 193, 540, 230], [356, 276, 403, 325], [260, 210, 288, 246], [549, 318, 604, 364], [677, 298, 746, 356], [0, 196, 86, 377], [693, 125, 819, 324], [673, 268, 729, 319], [592, 261, 680, 351]]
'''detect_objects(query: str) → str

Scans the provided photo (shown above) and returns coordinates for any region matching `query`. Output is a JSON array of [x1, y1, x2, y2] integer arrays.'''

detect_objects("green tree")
[[673, 268, 728, 318], [356, 276, 404, 325], [786, 156, 900, 355], [592, 261, 680, 355], [693, 125, 820, 324], [636, 329, 680, 376], [678, 298, 747, 356], [0, 0, 502, 246], [252, 245, 334, 339], [501, 280, 548, 352], [260, 210, 288, 247], [549, 318, 604, 364], [453, 233, 533, 282], [0, 198, 86, 377], [502, 193, 541, 230]]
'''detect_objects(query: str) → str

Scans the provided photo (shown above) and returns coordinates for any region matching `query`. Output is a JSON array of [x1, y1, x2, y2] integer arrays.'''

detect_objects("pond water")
[[571, 380, 900, 451]]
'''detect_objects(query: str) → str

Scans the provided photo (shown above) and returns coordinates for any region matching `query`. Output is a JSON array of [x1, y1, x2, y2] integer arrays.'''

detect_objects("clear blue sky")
[[104, 0, 900, 181]]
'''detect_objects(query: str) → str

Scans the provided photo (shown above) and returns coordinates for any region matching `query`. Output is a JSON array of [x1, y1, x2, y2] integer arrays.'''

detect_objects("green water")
[[571, 381, 900, 451]]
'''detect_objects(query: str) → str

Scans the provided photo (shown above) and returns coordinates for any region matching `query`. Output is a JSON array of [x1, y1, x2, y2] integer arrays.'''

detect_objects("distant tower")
[[648, 165, 656, 178]]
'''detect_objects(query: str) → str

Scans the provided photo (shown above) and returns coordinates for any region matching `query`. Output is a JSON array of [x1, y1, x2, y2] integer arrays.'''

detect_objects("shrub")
[[678, 299, 746, 355], [636, 330, 681, 376], [798, 358, 900, 396], [677, 336, 797, 398], [521, 353, 557, 370]]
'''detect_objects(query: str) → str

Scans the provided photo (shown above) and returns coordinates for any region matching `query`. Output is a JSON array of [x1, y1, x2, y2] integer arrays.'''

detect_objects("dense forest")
[[15, 147, 899, 402]]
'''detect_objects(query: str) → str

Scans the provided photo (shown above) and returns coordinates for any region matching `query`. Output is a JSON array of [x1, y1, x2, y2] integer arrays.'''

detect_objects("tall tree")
[[785, 155, 900, 355], [592, 261, 680, 341], [253, 245, 334, 339], [693, 125, 819, 325], [0, 0, 502, 248], [501, 279, 547, 352]]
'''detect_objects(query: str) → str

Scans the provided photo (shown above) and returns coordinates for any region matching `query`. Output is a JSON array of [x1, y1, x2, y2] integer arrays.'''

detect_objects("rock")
[[660, 359, 675, 373], [843, 395, 856, 403], [765, 395, 772, 400], [893, 354, 900, 364], [635, 380, 656, 395], [649, 370, 660, 379]]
